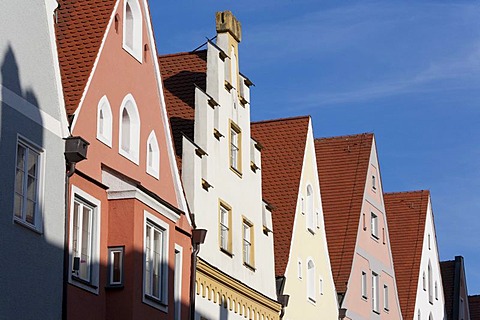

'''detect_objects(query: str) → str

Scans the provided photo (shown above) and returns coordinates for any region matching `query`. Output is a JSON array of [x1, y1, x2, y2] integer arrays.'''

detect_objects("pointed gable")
[[251, 116, 310, 276], [158, 50, 207, 168], [314, 133, 373, 294], [469, 295, 480, 320], [55, 0, 117, 115], [384, 190, 430, 320]]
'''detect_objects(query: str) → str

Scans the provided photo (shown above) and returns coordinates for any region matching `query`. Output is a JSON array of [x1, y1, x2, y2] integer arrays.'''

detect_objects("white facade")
[[413, 198, 446, 320]]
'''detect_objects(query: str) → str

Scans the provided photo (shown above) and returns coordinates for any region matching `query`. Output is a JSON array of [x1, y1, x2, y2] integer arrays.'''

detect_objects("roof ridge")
[[315, 132, 373, 141], [158, 50, 207, 59], [252, 115, 310, 124], [469, 294, 480, 297], [384, 190, 430, 195]]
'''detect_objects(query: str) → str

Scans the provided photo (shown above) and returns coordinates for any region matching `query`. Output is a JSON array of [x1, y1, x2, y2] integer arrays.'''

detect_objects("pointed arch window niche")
[[119, 94, 140, 164], [146, 131, 160, 179], [306, 185, 315, 232], [123, 0, 143, 62], [97, 95, 113, 147], [307, 259, 316, 303]]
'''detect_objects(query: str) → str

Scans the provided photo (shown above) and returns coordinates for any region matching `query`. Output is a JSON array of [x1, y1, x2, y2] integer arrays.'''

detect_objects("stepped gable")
[[158, 50, 207, 169], [314, 133, 373, 294], [55, 0, 117, 115], [469, 295, 480, 320], [251, 116, 310, 276], [441, 260, 456, 320], [384, 190, 430, 320]]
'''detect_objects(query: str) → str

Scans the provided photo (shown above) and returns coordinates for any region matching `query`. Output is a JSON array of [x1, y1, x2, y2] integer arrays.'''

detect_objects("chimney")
[[215, 11, 242, 43]]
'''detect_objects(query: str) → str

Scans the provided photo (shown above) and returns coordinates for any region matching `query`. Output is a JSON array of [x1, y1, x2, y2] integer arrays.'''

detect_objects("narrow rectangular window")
[[219, 202, 232, 253], [372, 272, 379, 312], [363, 213, 366, 231], [229, 123, 241, 172], [384, 284, 389, 311], [319, 278, 324, 295], [174, 247, 182, 320], [372, 175, 376, 190], [145, 221, 165, 302], [361, 271, 367, 298], [14, 139, 42, 228], [298, 260, 303, 279], [242, 220, 254, 267], [371, 212, 378, 238], [72, 197, 95, 283], [108, 247, 124, 287]]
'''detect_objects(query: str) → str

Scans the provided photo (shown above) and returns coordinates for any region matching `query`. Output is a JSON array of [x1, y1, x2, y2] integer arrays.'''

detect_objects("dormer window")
[[146, 131, 160, 179], [119, 94, 140, 164], [97, 95, 112, 147], [123, 0, 142, 62]]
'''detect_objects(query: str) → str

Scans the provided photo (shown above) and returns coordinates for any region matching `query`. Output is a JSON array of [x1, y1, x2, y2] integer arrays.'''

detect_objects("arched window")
[[307, 259, 316, 302], [96, 95, 112, 146], [123, 0, 142, 61], [146, 131, 160, 179], [119, 94, 140, 163], [306, 185, 315, 231]]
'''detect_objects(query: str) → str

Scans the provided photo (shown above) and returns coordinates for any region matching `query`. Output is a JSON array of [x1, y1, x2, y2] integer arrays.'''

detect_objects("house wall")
[[0, 0, 68, 318], [282, 120, 339, 319], [412, 198, 446, 320], [343, 137, 403, 320]]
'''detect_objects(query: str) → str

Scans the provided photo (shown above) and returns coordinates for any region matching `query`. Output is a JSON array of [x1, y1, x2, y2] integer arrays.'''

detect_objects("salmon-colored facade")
[[55, 0, 192, 319]]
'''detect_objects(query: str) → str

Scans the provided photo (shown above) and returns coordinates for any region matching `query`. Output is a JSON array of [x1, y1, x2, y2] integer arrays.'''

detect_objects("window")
[[301, 196, 305, 214], [428, 262, 433, 303], [123, 0, 142, 61], [435, 281, 438, 300], [372, 272, 379, 312], [306, 185, 315, 232], [242, 219, 254, 268], [69, 187, 100, 293], [96, 95, 112, 146], [418, 310, 421, 320], [361, 271, 367, 298], [174, 246, 183, 320], [146, 131, 160, 179], [14, 138, 42, 230], [230, 47, 238, 89], [372, 175, 376, 190], [384, 284, 389, 311], [371, 212, 378, 239], [219, 202, 232, 253], [119, 94, 140, 163], [144, 220, 166, 303], [307, 260, 316, 302], [428, 234, 431, 250], [298, 260, 302, 279], [423, 271, 426, 290], [319, 278, 324, 295], [229, 122, 241, 173], [108, 246, 124, 287]]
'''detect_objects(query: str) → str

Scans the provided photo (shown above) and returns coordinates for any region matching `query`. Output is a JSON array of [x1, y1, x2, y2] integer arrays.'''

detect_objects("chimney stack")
[[215, 11, 242, 43]]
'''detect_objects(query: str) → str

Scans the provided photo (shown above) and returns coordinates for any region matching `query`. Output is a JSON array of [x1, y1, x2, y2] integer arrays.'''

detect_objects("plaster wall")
[[343, 138, 403, 320], [412, 199, 446, 320], [0, 0, 68, 318], [282, 120, 339, 320]]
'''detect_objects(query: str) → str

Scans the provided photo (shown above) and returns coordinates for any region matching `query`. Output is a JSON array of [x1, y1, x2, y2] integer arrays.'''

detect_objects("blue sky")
[[151, 1, 480, 294]]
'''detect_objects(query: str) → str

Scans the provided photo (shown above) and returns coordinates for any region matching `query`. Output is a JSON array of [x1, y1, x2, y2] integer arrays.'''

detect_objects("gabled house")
[[251, 116, 339, 319], [469, 295, 480, 320], [441, 256, 471, 320], [0, 0, 69, 318], [55, 0, 192, 318], [159, 11, 282, 320], [315, 133, 403, 320], [385, 190, 446, 320]]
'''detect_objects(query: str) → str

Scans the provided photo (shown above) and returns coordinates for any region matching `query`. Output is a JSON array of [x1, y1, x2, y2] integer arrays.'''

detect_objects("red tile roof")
[[251, 116, 311, 276], [158, 50, 207, 170], [469, 295, 480, 320], [55, 0, 117, 115], [384, 190, 430, 320], [314, 133, 373, 294], [441, 260, 456, 320]]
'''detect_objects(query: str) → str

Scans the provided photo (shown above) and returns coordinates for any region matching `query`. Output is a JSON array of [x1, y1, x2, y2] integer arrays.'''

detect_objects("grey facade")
[[0, 0, 69, 319]]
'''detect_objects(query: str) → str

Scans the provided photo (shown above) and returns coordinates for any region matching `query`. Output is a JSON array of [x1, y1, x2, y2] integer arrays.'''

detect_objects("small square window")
[[107, 246, 124, 287]]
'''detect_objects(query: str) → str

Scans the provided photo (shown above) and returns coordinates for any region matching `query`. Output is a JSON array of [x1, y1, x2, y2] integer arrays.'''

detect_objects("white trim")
[[70, 0, 120, 131], [142, 210, 169, 311], [68, 185, 101, 294], [146, 130, 160, 179], [1, 85, 64, 137], [122, 0, 143, 63], [306, 257, 316, 303], [96, 95, 113, 147], [107, 189, 180, 223], [174, 244, 183, 320], [118, 93, 141, 164]]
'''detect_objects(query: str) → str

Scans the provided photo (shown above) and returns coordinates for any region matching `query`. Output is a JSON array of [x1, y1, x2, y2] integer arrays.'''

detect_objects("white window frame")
[[371, 212, 378, 239], [307, 259, 316, 303], [96, 95, 113, 147], [119, 93, 141, 164], [384, 284, 389, 311], [428, 261, 433, 303], [174, 245, 183, 320], [219, 203, 231, 253], [122, 0, 143, 62], [306, 185, 315, 233], [146, 130, 160, 179], [361, 271, 367, 299], [143, 211, 169, 310], [107, 246, 124, 287], [372, 272, 379, 313], [229, 122, 241, 173], [68, 186, 101, 294], [13, 136, 44, 232], [242, 220, 254, 267]]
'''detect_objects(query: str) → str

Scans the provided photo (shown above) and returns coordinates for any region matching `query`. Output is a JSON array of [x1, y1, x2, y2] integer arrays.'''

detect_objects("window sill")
[[362, 295, 368, 301], [308, 297, 316, 305], [230, 166, 242, 178], [96, 136, 112, 148], [371, 234, 379, 241], [13, 218, 42, 234], [220, 248, 234, 258], [72, 275, 98, 289], [106, 284, 124, 290], [143, 294, 168, 312], [373, 310, 380, 315], [122, 44, 143, 64], [384, 308, 389, 313], [119, 148, 139, 165], [243, 262, 256, 272], [69, 275, 99, 295], [307, 227, 316, 235]]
